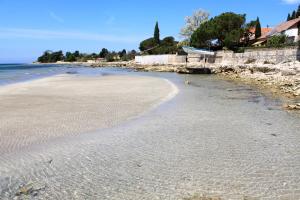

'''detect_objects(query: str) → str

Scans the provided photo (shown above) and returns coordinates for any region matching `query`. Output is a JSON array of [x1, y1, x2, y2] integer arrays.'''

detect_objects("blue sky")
[[0, 0, 299, 63]]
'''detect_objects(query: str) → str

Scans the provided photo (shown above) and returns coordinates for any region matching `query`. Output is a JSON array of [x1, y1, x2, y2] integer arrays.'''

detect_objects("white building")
[[263, 17, 300, 42]]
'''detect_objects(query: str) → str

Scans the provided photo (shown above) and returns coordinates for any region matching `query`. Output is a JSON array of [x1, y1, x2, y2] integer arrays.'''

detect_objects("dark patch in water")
[[66, 71, 78, 74], [227, 87, 253, 92], [101, 73, 111, 76], [248, 96, 261, 103]]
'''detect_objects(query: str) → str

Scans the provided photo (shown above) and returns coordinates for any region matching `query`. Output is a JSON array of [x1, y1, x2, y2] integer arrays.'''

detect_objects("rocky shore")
[[88, 61, 299, 93], [211, 62, 300, 96], [38, 59, 300, 109]]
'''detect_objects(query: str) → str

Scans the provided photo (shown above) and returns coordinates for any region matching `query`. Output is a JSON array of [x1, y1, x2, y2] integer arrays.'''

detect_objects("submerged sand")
[[0, 74, 177, 154]]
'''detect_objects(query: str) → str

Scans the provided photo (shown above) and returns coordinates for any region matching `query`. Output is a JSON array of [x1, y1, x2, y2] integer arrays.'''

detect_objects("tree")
[[255, 17, 262, 39], [180, 9, 210, 40], [65, 52, 76, 62], [292, 10, 296, 19], [99, 48, 109, 58], [118, 49, 127, 58], [190, 12, 246, 50], [224, 29, 242, 50], [297, 5, 300, 18], [287, 13, 291, 21], [152, 36, 178, 54], [154, 22, 160, 44], [190, 20, 215, 48], [37, 50, 64, 63], [139, 38, 157, 52]]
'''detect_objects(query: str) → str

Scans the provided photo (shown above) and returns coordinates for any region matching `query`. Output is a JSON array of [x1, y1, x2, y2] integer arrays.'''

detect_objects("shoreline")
[[32, 61, 300, 109], [78, 60, 300, 109]]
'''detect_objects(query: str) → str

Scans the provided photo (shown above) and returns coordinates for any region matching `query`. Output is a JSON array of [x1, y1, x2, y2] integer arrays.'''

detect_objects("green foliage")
[[297, 5, 300, 18], [224, 29, 242, 50], [152, 37, 178, 54], [154, 22, 160, 44], [287, 5, 300, 21], [121, 50, 137, 61], [139, 36, 179, 55], [73, 51, 80, 58], [266, 35, 287, 48], [118, 49, 127, 59], [255, 17, 261, 39], [287, 13, 291, 21], [139, 38, 157, 52], [105, 52, 118, 62], [99, 48, 109, 58], [292, 10, 296, 19], [190, 12, 246, 50], [190, 20, 215, 48], [65, 52, 76, 62], [37, 48, 137, 63], [38, 50, 64, 63]]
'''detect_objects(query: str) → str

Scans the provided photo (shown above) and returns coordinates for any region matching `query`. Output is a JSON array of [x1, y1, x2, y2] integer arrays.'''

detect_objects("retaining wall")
[[135, 55, 186, 65], [215, 47, 300, 64]]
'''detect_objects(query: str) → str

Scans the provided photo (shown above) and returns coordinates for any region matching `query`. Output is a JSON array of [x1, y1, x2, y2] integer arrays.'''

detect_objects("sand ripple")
[[0, 74, 177, 154]]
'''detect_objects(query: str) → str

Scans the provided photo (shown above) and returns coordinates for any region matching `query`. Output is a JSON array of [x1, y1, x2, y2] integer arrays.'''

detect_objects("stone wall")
[[135, 55, 186, 65], [215, 47, 300, 64]]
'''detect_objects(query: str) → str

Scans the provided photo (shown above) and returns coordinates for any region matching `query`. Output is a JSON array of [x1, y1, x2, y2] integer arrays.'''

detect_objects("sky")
[[0, 0, 299, 63]]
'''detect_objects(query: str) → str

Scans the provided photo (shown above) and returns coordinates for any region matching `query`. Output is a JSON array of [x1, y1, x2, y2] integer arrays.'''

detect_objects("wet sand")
[[0, 72, 300, 200], [0, 74, 177, 154]]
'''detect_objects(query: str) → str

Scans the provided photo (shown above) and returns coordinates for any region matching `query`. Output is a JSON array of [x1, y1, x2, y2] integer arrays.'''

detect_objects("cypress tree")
[[255, 17, 262, 39], [297, 5, 300, 18], [154, 22, 160, 44], [287, 13, 291, 21], [292, 10, 296, 19]]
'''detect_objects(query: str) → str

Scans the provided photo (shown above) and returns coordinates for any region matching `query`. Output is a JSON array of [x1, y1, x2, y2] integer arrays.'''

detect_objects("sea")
[[0, 64, 133, 85]]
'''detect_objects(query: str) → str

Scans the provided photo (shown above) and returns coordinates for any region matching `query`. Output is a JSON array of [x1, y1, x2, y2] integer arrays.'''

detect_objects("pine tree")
[[154, 22, 160, 44], [287, 13, 291, 21], [255, 17, 262, 39], [292, 10, 296, 19]]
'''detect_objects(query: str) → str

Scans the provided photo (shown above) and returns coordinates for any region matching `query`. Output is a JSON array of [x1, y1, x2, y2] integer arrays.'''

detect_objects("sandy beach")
[[0, 70, 300, 200], [0, 74, 177, 154]]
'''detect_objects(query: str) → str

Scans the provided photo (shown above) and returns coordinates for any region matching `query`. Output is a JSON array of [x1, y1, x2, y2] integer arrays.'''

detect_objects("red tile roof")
[[249, 27, 272, 35], [260, 17, 300, 39]]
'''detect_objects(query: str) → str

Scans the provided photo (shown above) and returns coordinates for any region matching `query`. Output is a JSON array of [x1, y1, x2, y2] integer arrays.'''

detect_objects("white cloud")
[[0, 28, 142, 43], [282, 0, 300, 4], [49, 12, 64, 23]]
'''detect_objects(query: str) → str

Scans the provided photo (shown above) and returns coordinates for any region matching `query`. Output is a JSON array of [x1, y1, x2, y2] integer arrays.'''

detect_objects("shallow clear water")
[[0, 65, 299, 199]]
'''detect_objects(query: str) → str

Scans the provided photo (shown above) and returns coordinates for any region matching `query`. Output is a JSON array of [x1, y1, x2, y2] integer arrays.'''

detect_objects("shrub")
[[266, 35, 287, 48]]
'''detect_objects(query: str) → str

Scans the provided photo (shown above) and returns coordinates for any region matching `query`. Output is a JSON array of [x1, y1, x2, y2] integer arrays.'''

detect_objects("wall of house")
[[284, 27, 299, 42], [214, 47, 300, 64], [135, 55, 187, 65]]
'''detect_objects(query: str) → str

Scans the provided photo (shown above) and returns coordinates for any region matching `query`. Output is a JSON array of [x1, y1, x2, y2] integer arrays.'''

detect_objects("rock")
[[15, 182, 46, 197], [281, 70, 297, 76], [283, 103, 300, 110]]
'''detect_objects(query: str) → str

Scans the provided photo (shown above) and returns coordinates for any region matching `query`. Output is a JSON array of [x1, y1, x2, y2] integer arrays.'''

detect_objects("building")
[[253, 17, 300, 46], [248, 27, 272, 41]]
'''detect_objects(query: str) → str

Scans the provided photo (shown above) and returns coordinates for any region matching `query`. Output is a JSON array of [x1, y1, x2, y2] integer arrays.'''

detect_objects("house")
[[253, 17, 300, 46], [248, 27, 272, 41]]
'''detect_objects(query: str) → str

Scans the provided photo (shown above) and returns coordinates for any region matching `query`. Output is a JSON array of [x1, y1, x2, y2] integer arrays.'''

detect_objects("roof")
[[252, 40, 266, 46], [182, 46, 215, 56], [249, 27, 272, 36], [260, 17, 300, 39]]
